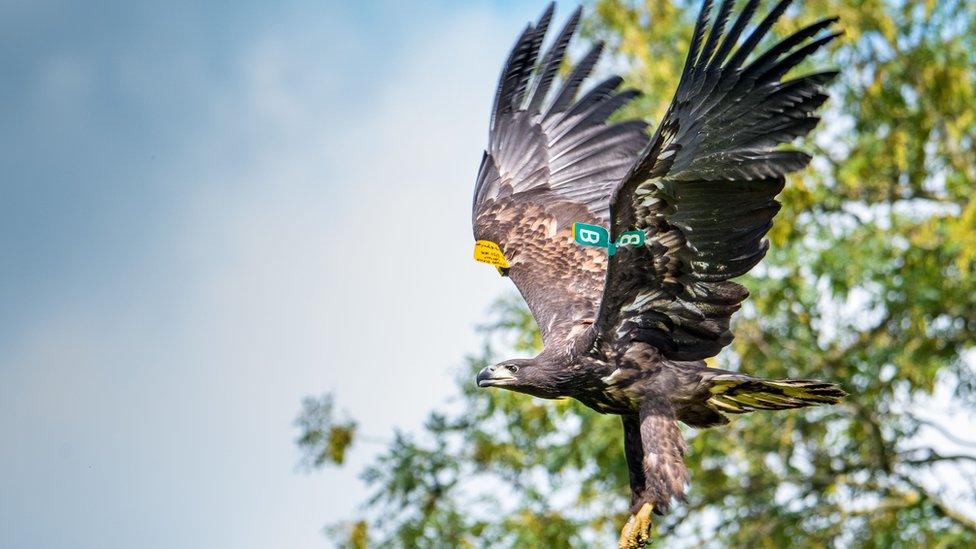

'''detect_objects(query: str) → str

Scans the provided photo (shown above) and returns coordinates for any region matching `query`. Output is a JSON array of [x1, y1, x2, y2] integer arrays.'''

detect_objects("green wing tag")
[[572, 223, 644, 256], [573, 223, 611, 248], [616, 230, 645, 248]]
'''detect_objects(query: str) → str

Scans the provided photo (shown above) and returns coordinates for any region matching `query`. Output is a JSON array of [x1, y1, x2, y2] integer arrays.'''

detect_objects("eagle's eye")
[[505, 364, 519, 373]]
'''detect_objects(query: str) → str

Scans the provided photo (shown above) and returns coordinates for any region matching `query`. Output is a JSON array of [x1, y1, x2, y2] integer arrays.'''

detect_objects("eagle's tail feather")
[[705, 375, 846, 414]]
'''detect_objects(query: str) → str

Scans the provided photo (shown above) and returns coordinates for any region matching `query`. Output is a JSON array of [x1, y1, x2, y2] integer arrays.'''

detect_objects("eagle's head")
[[476, 358, 563, 399]]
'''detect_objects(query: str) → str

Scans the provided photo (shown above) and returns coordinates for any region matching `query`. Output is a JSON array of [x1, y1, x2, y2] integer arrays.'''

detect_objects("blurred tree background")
[[299, 0, 976, 546]]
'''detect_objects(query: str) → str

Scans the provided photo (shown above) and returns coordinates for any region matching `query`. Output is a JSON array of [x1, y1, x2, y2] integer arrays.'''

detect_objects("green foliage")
[[295, 394, 357, 468], [306, 1, 976, 546]]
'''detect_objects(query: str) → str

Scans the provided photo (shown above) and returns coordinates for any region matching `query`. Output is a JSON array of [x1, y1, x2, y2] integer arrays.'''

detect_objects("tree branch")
[[898, 449, 976, 467], [910, 416, 976, 448], [895, 475, 976, 534]]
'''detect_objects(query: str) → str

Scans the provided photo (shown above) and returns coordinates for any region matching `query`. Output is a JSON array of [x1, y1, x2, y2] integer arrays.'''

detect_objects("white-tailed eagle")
[[471, 0, 846, 529]]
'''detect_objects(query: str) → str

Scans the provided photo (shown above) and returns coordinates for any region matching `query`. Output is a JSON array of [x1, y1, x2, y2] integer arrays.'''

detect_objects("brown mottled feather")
[[472, 4, 647, 344], [475, 200, 607, 344]]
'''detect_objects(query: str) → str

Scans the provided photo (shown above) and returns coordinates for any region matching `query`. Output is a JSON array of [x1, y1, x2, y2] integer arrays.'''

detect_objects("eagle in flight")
[[471, 0, 847, 527]]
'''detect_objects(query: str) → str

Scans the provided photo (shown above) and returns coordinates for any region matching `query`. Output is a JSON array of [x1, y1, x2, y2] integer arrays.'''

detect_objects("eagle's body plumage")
[[472, 0, 846, 516]]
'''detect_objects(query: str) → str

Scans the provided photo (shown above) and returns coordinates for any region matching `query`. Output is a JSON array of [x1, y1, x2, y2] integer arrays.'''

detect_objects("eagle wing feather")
[[592, 0, 839, 360], [473, 4, 648, 345]]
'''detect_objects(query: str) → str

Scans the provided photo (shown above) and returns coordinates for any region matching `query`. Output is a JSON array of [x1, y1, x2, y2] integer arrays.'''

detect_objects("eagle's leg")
[[617, 399, 687, 547], [621, 415, 646, 509], [619, 414, 654, 547]]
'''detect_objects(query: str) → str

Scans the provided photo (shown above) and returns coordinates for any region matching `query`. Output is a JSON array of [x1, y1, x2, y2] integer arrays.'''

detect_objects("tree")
[[300, 0, 976, 546]]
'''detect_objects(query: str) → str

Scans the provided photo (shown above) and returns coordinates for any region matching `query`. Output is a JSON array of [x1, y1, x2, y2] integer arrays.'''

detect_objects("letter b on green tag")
[[616, 230, 645, 247], [573, 223, 610, 248]]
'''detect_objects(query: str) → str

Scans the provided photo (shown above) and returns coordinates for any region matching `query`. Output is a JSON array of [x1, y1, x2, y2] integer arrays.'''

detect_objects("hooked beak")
[[477, 364, 516, 387]]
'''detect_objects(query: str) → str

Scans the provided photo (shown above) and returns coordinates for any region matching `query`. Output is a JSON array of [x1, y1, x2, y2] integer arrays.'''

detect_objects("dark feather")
[[592, 0, 839, 361], [546, 42, 605, 117], [527, 6, 581, 114]]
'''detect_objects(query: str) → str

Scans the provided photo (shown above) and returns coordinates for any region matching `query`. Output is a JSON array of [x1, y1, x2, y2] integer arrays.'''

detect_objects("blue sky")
[[4, 1, 976, 547], [0, 0, 553, 547]]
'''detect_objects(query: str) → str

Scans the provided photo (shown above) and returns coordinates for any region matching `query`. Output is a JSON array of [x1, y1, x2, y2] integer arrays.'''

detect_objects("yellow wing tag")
[[473, 240, 510, 273]]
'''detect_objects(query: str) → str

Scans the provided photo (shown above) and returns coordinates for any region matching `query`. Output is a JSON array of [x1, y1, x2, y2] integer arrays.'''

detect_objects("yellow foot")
[[618, 503, 654, 548]]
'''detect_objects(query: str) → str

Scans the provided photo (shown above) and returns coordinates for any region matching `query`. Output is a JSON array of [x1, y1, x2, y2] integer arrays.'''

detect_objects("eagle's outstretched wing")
[[592, 0, 840, 360], [473, 4, 648, 345]]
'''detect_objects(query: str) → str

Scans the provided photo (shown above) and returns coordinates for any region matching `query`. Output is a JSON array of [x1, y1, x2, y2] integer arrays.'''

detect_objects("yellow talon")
[[618, 503, 654, 548]]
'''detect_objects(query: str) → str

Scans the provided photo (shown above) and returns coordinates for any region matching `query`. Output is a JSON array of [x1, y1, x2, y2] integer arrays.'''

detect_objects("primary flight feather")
[[471, 0, 845, 517]]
